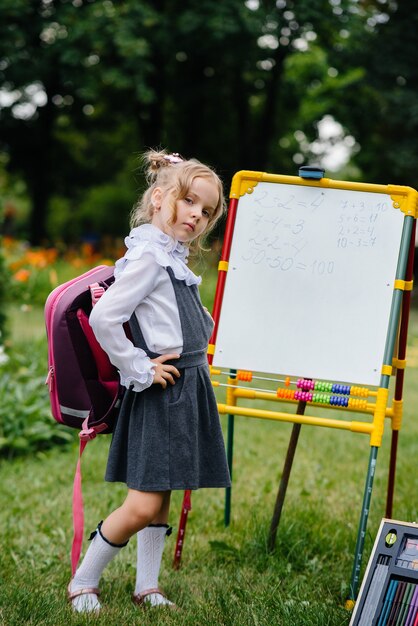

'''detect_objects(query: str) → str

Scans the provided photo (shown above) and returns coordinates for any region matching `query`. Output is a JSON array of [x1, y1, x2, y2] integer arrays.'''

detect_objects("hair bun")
[[143, 149, 184, 182]]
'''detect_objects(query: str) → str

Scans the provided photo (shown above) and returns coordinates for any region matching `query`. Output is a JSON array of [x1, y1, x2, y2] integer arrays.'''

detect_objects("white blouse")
[[89, 224, 202, 392]]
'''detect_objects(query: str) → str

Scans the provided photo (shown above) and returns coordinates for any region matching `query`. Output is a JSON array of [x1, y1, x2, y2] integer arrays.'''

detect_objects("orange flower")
[[13, 268, 31, 282], [45, 248, 58, 264], [26, 250, 48, 268]]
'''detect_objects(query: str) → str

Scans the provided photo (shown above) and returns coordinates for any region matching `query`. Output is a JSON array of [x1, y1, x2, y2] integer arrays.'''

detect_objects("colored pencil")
[[405, 586, 418, 626], [378, 580, 399, 626], [389, 581, 406, 625], [397, 583, 415, 626]]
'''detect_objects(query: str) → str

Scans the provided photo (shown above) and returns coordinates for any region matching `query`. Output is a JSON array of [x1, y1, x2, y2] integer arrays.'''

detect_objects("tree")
[[0, 0, 400, 242], [311, 0, 418, 187], [0, 0, 153, 242]]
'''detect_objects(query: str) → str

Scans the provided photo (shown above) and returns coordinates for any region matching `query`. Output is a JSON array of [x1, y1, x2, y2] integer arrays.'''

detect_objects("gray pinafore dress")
[[105, 267, 231, 492]]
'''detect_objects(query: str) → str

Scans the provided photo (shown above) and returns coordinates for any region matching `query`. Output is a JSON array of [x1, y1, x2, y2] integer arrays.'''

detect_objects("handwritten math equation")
[[238, 187, 391, 274], [337, 199, 389, 249]]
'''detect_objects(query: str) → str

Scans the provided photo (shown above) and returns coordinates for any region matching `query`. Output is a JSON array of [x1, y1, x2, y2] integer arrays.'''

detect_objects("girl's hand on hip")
[[203, 306, 214, 323], [151, 354, 180, 388]]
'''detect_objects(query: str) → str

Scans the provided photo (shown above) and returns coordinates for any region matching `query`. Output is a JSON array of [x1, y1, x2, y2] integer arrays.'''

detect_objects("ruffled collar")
[[114, 224, 201, 286], [125, 224, 189, 260]]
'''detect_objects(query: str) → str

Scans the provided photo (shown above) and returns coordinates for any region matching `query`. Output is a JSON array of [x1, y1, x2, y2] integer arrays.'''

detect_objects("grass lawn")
[[1, 303, 418, 625]]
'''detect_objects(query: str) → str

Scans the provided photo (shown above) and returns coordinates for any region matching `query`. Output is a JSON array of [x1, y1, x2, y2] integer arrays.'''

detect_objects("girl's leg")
[[101, 490, 166, 544], [69, 521, 128, 613], [134, 491, 175, 607], [70, 490, 165, 613]]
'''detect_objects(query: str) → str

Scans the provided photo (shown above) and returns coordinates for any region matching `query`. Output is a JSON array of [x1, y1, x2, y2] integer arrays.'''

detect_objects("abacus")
[[211, 370, 373, 410]]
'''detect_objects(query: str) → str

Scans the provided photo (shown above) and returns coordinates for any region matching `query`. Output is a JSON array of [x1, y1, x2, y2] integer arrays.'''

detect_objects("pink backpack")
[[45, 265, 124, 574]]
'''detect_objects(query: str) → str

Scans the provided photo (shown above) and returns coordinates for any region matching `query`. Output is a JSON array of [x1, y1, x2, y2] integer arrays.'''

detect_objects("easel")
[[173, 169, 417, 604]]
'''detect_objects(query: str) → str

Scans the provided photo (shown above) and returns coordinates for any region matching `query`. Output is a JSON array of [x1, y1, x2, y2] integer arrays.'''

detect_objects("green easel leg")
[[348, 445, 379, 602], [224, 414, 235, 527]]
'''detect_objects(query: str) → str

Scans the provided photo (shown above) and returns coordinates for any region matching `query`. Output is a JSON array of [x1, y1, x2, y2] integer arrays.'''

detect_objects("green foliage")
[[318, 0, 418, 187], [7, 265, 58, 307], [45, 195, 76, 241], [76, 174, 137, 239], [0, 339, 73, 457], [0, 0, 388, 244], [46, 181, 136, 242], [5, 251, 94, 307]]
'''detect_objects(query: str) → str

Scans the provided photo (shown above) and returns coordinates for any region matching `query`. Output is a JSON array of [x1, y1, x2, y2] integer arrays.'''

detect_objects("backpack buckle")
[[79, 419, 108, 441]]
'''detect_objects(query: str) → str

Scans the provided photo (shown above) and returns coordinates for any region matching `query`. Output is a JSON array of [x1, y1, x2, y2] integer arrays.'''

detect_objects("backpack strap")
[[89, 282, 105, 306], [71, 419, 108, 575], [173, 490, 192, 569]]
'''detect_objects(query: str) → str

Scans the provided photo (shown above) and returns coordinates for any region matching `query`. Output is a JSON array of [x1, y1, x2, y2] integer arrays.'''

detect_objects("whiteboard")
[[213, 182, 405, 386]]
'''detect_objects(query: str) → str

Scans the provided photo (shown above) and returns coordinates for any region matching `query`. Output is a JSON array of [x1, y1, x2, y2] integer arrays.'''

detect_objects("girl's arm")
[[89, 253, 160, 392]]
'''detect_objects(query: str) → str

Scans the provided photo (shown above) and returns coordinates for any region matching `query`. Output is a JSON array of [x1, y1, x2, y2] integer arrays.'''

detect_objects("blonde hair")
[[131, 149, 226, 252]]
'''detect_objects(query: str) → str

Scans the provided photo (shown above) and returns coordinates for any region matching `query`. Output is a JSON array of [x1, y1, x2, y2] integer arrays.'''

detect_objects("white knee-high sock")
[[134, 524, 173, 606], [69, 521, 127, 613]]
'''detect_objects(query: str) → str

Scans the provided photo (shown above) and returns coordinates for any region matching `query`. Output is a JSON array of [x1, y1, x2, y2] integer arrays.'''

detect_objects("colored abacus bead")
[[351, 385, 369, 398], [348, 398, 367, 410], [277, 388, 295, 399], [315, 393, 330, 404]]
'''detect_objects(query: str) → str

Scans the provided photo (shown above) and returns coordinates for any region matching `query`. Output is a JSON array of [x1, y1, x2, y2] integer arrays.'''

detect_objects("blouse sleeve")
[[89, 252, 159, 392]]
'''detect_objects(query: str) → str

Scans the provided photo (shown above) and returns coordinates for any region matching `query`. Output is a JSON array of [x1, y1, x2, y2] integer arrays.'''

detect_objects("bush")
[[0, 339, 73, 457], [46, 176, 137, 242], [77, 179, 136, 238]]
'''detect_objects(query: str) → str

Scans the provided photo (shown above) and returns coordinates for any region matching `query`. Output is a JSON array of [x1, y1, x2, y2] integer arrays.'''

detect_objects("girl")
[[67, 149, 231, 613]]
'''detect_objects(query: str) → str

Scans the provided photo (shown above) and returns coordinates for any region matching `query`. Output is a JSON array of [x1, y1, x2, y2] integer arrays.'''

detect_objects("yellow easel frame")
[[208, 170, 418, 603]]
